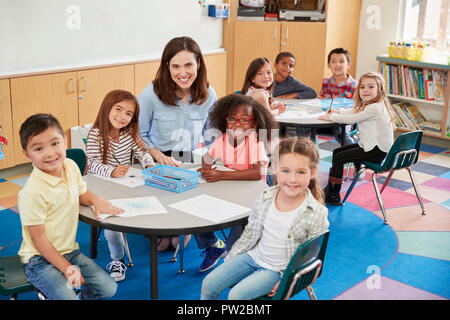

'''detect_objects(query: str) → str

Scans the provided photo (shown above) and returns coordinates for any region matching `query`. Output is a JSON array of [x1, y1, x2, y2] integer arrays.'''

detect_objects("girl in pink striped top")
[[86, 89, 154, 282]]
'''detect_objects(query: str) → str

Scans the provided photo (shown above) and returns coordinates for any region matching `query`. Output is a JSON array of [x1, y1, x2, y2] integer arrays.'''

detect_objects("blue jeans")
[[25, 249, 117, 300], [201, 252, 281, 300]]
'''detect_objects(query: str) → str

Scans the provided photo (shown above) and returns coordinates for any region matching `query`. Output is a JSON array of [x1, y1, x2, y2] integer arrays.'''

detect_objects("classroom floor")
[[1, 136, 449, 300]]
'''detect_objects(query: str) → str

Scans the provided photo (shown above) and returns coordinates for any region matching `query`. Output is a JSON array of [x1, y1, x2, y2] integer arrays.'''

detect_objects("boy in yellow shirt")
[[18, 113, 124, 300]]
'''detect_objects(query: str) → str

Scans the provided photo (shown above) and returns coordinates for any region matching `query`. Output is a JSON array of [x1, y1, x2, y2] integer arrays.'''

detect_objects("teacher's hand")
[[157, 154, 181, 167]]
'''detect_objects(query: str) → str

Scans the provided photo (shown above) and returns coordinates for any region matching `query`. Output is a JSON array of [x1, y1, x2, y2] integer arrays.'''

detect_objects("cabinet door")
[[204, 53, 227, 98], [280, 22, 327, 94], [232, 21, 280, 92], [135, 61, 160, 98], [0, 79, 15, 169], [77, 65, 134, 126], [10, 72, 79, 164]]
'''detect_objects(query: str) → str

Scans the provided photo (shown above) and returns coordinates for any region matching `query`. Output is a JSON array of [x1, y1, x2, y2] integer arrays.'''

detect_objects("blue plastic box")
[[142, 165, 200, 193]]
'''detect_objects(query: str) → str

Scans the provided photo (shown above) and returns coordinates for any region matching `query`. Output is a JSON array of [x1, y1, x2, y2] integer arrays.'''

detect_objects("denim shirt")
[[138, 83, 217, 152]]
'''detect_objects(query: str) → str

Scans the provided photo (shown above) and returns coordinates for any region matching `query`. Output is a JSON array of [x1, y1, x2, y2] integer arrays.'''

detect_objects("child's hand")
[[268, 281, 280, 297], [92, 198, 125, 219], [199, 167, 223, 182], [318, 114, 331, 121], [64, 265, 85, 289], [111, 164, 130, 178]]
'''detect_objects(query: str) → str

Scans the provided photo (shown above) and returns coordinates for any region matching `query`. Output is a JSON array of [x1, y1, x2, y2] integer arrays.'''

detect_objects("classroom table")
[[78, 164, 267, 300], [276, 98, 348, 146]]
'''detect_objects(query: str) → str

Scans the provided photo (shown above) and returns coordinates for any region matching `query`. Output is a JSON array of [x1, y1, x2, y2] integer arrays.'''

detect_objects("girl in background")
[[241, 57, 286, 117], [201, 137, 329, 300], [318, 71, 395, 205], [86, 89, 155, 282]]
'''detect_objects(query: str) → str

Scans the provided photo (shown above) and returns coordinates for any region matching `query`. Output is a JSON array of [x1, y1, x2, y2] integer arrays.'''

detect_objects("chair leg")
[[342, 168, 365, 203], [306, 286, 317, 300], [121, 233, 133, 267], [177, 235, 185, 274], [344, 162, 352, 181], [406, 167, 426, 215], [371, 172, 389, 225], [380, 171, 394, 194]]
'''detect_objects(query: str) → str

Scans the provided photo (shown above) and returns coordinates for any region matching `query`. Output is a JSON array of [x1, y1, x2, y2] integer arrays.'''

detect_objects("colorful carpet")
[[1, 137, 449, 300]]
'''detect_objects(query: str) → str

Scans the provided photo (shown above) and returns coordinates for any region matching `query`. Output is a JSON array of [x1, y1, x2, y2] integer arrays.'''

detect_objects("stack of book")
[[379, 62, 447, 103], [386, 101, 442, 134]]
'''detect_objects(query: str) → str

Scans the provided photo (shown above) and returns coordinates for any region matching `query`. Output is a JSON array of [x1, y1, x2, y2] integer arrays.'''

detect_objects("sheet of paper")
[[168, 194, 251, 223], [94, 196, 167, 219], [276, 110, 325, 120], [93, 166, 145, 188]]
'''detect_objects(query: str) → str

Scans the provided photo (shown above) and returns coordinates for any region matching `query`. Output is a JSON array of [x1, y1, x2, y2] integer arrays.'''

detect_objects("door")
[[77, 65, 134, 126], [232, 21, 280, 93], [10, 72, 79, 164], [280, 22, 327, 94], [0, 79, 15, 169]]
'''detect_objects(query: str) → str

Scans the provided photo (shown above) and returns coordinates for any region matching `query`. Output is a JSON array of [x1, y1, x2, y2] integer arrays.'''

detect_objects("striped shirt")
[[86, 128, 154, 177]]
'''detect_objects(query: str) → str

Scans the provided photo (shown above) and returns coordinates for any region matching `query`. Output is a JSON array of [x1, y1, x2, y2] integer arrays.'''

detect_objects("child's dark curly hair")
[[208, 94, 279, 138]]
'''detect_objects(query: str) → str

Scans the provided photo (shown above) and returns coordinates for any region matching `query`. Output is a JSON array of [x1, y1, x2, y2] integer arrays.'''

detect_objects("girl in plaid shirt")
[[201, 137, 329, 300]]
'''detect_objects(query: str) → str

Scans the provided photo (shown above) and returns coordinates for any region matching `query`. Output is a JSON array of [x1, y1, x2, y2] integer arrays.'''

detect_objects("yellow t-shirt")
[[18, 158, 88, 264]]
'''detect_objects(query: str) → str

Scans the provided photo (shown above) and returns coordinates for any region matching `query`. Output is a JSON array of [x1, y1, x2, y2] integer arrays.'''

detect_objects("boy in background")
[[273, 52, 317, 99], [18, 113, 122, 300], [318, 48, 358, 145]]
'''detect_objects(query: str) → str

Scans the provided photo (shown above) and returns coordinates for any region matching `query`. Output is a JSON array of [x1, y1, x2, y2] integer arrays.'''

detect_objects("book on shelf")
[[389, 101, 442, 133], [379, 62, 447, 103]]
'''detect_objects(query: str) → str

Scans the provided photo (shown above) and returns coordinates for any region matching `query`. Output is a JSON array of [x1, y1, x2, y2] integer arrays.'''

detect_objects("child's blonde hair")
[[354, 71, 396, 128], [273, 137, 323, 204]]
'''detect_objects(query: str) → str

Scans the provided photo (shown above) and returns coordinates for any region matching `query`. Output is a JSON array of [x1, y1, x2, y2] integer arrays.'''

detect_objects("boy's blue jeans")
[[201, 252, 281, 300], [25, 249, 117, 300]]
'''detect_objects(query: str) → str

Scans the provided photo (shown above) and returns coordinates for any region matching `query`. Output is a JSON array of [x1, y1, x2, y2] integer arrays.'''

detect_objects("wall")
[[0, 0, 224, 74], [355, 0, 402, 78]]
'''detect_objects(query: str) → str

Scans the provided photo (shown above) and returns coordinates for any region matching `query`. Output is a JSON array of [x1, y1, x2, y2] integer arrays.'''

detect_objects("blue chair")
[[342, 130, 426, 224], [256, 231, 329, 300]]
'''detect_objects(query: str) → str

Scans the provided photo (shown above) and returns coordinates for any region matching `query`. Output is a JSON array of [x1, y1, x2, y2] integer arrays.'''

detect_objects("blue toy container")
[[142, 165, 200, 193]]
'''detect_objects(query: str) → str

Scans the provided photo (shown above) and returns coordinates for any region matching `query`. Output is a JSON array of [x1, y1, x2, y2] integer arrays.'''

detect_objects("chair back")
[[66, 148, 87, 175], [379, 131, 422, 171], [0, 255, 34, 297], [272, 231, 329, 300]]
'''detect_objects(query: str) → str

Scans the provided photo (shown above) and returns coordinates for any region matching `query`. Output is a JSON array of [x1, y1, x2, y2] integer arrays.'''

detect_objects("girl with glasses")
[[199, 94, 278, 183]]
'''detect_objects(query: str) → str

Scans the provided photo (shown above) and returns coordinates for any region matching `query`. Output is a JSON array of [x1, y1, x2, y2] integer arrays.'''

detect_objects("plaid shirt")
[[227, 186, 329, 268], [319, 75, 358, 99]]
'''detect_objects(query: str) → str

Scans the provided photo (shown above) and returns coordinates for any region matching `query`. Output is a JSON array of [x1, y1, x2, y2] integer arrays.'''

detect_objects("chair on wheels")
[[66, 148, 134, 267], [255, 231, 330, 300], [0, 255, 45, 300], [342, 130, 426, 225]]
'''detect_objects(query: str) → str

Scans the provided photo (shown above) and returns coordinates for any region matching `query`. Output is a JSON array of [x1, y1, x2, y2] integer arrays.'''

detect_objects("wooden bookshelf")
[[377, 55, 450, 141]]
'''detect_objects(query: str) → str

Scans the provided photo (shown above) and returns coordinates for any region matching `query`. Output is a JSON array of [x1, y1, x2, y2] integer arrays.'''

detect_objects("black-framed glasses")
[[226, 116, 254, 124]]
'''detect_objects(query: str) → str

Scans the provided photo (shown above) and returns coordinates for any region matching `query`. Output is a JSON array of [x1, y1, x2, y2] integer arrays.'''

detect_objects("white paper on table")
[[93, 167, 145, 188], [94, 196, 167, 219], [276, 110, 326, 120], [168, 194, 251, 223]]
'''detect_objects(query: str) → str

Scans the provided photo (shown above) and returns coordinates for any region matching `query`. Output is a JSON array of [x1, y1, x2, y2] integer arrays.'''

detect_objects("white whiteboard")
[[0, 0, 224, 74]]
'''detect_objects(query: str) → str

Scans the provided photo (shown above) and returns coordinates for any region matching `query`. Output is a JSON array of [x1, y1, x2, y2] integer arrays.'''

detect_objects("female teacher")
[[138, 36, 225, 273]]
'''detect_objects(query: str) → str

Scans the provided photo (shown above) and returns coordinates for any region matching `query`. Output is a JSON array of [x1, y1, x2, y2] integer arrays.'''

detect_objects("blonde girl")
[[201, 137, 329, 300], [242, 57, 286, 117], [86, 89, 155, 282], [318, 71, 395, 205]]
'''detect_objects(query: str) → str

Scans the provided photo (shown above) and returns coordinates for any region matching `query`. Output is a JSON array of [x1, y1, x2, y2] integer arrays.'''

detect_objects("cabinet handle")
[[68, 78, 76, 94], [79, 76, 87, 92], [286, 27, 288, 40], [274, 27, 277, 40]]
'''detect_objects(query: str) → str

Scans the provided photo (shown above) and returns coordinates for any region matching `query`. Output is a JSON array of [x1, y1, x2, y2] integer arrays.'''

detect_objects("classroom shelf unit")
[[377, 54, 450, 141]]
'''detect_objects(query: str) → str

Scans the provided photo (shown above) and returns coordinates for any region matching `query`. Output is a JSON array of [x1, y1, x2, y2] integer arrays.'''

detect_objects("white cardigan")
[[330, 101, 394, 153]]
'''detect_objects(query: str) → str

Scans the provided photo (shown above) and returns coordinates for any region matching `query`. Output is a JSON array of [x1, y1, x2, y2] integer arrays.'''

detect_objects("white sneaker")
[[106, 260, 127, 282]]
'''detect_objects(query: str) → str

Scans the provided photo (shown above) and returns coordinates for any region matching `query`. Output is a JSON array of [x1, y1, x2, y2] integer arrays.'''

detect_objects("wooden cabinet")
[[0, 79, 15, 169], [78, 65, 134, 125], [223, 0, 361, 94], [10, 72, 79, 164]]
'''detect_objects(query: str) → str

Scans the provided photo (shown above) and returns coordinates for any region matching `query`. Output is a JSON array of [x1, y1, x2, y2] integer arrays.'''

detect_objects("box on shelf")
[[208, 4, 229, 18]]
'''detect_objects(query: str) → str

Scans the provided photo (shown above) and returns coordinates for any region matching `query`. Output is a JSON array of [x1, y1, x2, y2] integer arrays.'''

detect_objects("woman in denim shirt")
[[138, 36, 225, 272]]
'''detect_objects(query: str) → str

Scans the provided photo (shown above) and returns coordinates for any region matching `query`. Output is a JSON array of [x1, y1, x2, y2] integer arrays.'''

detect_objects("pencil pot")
[[142, 165, 200, 193]]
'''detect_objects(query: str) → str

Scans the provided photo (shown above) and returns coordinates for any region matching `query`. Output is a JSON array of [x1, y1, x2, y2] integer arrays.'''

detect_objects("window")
[[402, 0, 449, 51]]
